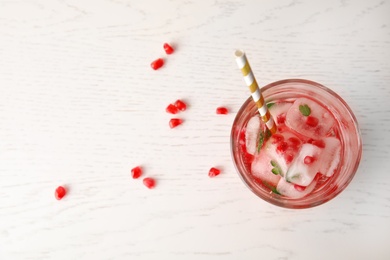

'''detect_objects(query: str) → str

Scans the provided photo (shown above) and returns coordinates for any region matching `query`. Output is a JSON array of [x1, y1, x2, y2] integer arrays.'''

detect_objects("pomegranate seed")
[[312, 140, 326, 148], [276, 142, 288, 154], [277, 113, 286, 124], [216, 107, 228, 114], [151, 58, 164, 70], [294, 184, 306, 192], [163, 43, 174, 54], [304, 156, 315, 164], [166, 104, 179, 114], [131, 166, 143, 179], [243, 152, 254, 165], [287, 137, 300, 146], [143, 178, 156, 189], [169, 118, 183, 128], [174, 99, 187, 111], [208, 167, 221, 178], [55, 186, 66, 200], [284, 153, 294, 164], [306, 116, 319, 127], [271, 134, 284, 144]]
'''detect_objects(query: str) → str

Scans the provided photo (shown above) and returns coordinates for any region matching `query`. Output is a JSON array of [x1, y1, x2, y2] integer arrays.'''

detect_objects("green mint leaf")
[[287, 174, 301, 183], [271, 168, 280, 175], [265, 128, 271, 140], [291, 174, 300, 179], [257, 132, 264, 153], [262, 181, 280, 195], [267, 103, 275, 109], [299, 104, 311, 116], [270, 161, 284, 176]]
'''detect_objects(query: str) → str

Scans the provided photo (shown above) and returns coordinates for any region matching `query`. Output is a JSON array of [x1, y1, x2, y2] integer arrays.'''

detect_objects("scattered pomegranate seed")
[[174, 99, 187, 111], [131, 166, 143, 179], [312, 140, 326, 148], [276, 142, 288, 154], [216, 107, 228, 115], [271, 134, 284, 144], [306, 116, 319, 127], [208, 167, 221, 178], [304, 156, 315, 164], [55, 186, 66, 200], [294, 184, 306, 192], [169, 118, 183, 128], [143, 178, 156, 189], [151, 58, 164, 70], [166, 104, 179, 114], [277, 113, 286, 124], [163, 43, 174, 54]]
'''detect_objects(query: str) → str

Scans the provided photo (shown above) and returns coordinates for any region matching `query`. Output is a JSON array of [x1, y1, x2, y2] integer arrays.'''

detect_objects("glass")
[[231, 79, 362, 209]]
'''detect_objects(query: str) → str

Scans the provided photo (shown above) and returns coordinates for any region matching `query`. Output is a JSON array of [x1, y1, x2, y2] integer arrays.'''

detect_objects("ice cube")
[[317, 137, 341, 177], [285, 137, 341, 186], [285, 144, 322, 186], [268, 101, 293, 126], [245, 116, 261, 155], [264, 130, 302, 177], [276, 175, 318, 199], [285, 98, 335, 139], [251, 152, 281, 187]]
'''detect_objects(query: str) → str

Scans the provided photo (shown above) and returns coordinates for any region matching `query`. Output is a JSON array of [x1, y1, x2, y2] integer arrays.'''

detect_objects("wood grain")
[[0, 0, 389, 259]]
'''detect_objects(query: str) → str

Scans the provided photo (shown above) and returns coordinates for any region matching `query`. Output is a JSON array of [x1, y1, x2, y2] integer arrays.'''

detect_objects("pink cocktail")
[[231, 79, 362, 208]]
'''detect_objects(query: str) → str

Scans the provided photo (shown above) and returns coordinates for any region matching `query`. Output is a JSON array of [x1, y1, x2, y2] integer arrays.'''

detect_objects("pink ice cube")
[[317, 137, 341, 177], [268, 101, 293, 126], [285, 98, 335, 139], [245, 116, 262, 155], [276, 175, 318, 199], [285, 137, 341, 186], [264, 130, 302, 177], [285, 144, 322, 186], [251, 152, 281, 187]]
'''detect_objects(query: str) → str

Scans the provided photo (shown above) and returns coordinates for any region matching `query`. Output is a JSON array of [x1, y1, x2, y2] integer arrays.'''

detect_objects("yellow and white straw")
[[234, 50, 277, 134]]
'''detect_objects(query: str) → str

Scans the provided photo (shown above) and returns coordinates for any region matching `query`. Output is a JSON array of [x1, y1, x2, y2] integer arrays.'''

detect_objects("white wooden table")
[[1, 1, 389, 259]]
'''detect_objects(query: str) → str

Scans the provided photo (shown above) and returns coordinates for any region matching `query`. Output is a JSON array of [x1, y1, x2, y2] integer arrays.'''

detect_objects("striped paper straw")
[[234, 50, 277, 134]]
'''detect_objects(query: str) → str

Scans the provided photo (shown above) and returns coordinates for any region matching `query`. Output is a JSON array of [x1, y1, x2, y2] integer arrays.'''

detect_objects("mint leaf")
[[287, 174, 301, 183], [271, 168, 280, 175], [262, 181, 281, 195], [270, 160, 283, 176], [299, 104, 311, 116], [267, 103, 275, 109], [257, 132, 264, 153], [265, 128, 271, 140]]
